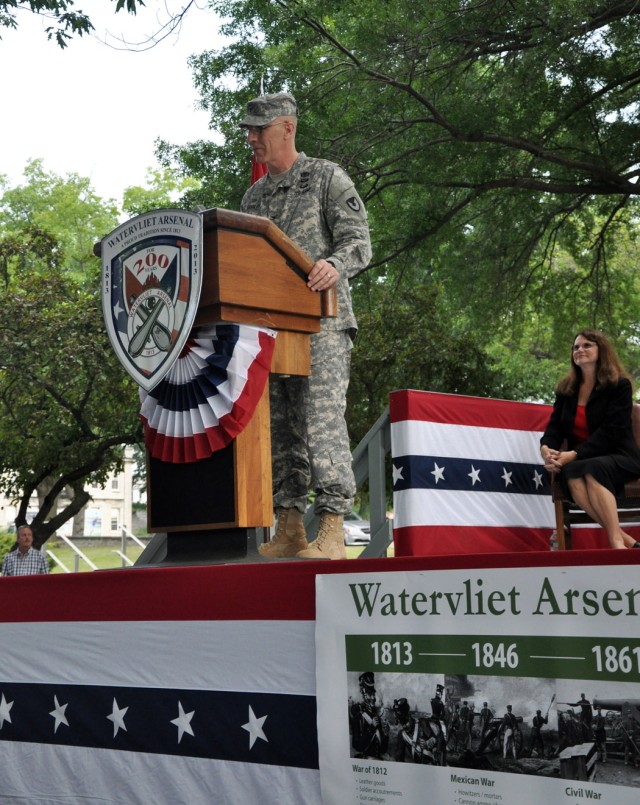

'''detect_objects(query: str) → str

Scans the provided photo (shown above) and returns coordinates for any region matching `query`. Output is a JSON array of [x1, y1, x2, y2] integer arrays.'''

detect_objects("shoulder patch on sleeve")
[[325, 163, 368, 220]]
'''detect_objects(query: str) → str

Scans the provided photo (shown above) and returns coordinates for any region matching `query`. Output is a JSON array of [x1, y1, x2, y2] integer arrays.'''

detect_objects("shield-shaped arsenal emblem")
[[100, 209, 203, 392]]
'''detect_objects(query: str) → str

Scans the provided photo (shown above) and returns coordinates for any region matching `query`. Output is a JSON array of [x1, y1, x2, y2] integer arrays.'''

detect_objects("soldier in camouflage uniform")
[[239, 92, 371, 560]]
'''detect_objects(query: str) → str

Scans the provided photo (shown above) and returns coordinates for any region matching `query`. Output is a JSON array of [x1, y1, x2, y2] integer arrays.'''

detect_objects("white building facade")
[[0, 449, 135, 538]]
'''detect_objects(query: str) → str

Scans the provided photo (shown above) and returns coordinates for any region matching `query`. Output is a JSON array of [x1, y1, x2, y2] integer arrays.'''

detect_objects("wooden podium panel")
[[271, 331, 312, 375], [233, 385, 272, 527], [203, 228, 320, 324], [194, 208, 336, 333]]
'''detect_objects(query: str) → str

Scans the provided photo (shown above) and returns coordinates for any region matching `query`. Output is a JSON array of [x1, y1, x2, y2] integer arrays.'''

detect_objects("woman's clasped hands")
[[541, 448, 577, 473]]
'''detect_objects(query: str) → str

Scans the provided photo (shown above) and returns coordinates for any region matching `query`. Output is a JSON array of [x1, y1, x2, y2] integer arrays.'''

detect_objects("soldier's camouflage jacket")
[[241, 152, 371, 337]]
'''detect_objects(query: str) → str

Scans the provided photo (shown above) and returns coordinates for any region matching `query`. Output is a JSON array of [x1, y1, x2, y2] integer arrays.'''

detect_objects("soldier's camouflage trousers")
[[269, 330, 356, 514]]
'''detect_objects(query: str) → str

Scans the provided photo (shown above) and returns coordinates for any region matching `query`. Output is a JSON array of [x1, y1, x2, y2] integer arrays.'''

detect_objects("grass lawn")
[[48, 544, 145, 573], [46, 540, 391, 572]]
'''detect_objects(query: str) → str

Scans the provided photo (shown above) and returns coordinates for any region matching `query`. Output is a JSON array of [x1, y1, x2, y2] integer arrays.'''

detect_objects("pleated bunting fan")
[[139, 323, 276, 463]]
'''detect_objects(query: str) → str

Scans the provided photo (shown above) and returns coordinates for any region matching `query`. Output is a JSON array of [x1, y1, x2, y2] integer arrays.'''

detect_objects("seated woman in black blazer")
[[540, 328, 640, 549]]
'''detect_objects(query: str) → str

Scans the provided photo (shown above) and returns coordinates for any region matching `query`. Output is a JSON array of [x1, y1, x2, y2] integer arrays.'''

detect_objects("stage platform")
[[1, 548, 639, 804]]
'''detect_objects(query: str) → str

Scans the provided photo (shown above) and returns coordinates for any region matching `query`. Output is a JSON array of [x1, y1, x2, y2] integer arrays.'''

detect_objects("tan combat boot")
[[259, 508, 308, 558], [297, 512, 346, 560]]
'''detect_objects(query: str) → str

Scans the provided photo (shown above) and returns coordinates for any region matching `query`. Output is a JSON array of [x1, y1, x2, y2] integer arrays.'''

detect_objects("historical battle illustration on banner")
[[345, 670, 640, 788]]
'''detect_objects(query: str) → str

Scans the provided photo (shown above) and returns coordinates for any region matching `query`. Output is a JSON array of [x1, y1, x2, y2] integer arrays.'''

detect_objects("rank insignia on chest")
[[299, 171, 311, 192]]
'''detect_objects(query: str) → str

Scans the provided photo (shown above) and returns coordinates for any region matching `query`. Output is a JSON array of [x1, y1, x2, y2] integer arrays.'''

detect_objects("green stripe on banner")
[[346, 634, 640, 682]]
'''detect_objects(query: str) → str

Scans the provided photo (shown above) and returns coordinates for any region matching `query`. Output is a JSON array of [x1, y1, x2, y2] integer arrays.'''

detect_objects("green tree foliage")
[[1, 159, 119, 281], [348, 268, 515, 442], [122, 166, 201, 218], [0, 529, 17, 571], [0, 166, 142, 547], [167, 4, 640, 232], [159, 1, 640, 356], [0, 0, 143, 47]]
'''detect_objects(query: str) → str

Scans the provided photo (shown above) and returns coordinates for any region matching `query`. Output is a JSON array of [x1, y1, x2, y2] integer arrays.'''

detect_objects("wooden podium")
[[144, 208, 334, 563]]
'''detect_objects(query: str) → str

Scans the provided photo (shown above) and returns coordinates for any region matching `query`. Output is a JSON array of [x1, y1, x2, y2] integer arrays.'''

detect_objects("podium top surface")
[[203, 208, 315, 275], [201, 208, 336, 318]]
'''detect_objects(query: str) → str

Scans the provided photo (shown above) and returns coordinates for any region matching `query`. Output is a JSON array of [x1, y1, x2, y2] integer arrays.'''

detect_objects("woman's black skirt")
[[561, 453, 640, 499]]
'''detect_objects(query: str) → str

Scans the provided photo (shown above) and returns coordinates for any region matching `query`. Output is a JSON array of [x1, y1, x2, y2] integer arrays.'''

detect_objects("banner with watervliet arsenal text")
[[316, 564, 640, 805]]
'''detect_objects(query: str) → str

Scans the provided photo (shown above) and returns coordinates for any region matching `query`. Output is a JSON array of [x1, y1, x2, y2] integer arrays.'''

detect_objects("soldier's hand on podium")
[[308, 258, 338, 291]]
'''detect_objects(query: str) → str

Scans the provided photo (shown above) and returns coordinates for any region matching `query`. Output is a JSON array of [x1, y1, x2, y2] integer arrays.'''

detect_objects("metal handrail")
[[121, 526, 146, 549], [119, 526, 146, 568], [113, 550, 134, 566], [56, 533, 98, 570], [46, 549, 72, 574], [46, 529, 145, 572]]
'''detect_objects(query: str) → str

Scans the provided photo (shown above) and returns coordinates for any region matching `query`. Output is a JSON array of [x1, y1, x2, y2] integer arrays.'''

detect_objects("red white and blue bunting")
[[140, 323, 276, 463]]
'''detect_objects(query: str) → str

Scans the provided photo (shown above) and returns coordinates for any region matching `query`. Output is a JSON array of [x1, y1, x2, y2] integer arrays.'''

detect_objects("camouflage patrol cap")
[[239, 92, 298, 127]]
